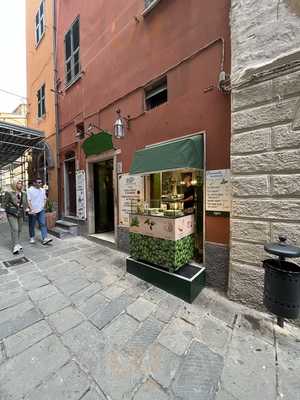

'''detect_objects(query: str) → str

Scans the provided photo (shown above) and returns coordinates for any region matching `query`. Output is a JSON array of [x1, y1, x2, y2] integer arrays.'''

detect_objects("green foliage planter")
[[129, 232, 194, 272]]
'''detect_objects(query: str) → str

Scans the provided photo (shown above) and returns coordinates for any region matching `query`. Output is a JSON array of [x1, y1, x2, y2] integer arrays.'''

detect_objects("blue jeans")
[[28, 210, 48, 240]]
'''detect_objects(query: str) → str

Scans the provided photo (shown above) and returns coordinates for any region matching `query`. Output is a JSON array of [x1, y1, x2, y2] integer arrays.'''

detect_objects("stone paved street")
[[0, 222, 299, 400]]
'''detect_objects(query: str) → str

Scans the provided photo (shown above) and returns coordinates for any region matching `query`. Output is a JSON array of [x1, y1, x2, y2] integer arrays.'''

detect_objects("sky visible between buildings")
[[0, 0, 26, 113]]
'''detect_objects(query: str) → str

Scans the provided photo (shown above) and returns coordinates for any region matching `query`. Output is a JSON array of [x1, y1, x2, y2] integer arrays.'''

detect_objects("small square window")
[[35, 0, 45, 46], [145, 77, 168, 110]]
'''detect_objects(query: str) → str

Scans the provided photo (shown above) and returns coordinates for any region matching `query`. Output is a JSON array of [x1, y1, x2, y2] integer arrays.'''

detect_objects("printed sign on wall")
[[76, 170, 87, 220], [118, 173, 144, 227], [206, 169, 231, 212]]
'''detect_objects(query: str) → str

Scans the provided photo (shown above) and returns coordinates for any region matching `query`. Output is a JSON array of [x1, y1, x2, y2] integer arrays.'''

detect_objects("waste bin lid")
[[264, 236, 300, 258]]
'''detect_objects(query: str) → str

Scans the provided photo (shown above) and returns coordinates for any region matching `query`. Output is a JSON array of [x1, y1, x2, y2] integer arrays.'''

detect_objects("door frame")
[[64, 154, 76, 217], [86, 149, 120, 242]]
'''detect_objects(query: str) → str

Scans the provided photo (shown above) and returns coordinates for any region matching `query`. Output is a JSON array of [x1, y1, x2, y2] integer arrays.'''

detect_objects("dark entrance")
[[65, 153, 77, 216], [94, 159, 114, 233]]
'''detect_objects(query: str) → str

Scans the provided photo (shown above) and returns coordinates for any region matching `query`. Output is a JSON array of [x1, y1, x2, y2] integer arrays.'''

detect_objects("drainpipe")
[[52, 0, 62, 218]]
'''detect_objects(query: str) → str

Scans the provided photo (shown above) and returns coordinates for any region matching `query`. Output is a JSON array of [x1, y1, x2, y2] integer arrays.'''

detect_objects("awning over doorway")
[[0, 121, 44, 168], [82, 131, 114, 157], [130, 135, 204, 175]]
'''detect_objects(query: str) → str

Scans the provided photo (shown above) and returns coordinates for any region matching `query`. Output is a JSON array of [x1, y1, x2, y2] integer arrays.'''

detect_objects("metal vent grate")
[[3, 257, 30, 268]]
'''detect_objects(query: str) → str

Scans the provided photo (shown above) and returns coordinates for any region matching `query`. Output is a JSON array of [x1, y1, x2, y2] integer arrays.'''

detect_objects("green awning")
[[130, 135, 204, 174], [82, 131, 114, 157]]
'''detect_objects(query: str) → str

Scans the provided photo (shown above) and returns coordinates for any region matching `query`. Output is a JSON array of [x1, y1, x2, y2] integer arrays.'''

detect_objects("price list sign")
[[118, 173, 144, 227], [206, 169, 231, 213]]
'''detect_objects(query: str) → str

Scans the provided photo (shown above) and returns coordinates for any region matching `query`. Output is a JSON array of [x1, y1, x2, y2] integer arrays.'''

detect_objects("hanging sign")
[[206, 169, 231, 213], [118, 173, 144, 227], [76, 170, 87, 220]]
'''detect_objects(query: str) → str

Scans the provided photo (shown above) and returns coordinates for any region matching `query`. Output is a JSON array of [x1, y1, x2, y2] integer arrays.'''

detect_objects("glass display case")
[[128, 168, 203, 272]]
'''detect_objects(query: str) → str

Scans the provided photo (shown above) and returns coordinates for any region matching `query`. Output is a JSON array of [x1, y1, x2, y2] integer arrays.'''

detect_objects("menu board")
[[206, 169, 231, 212], [76, 170, 87, 220], [118, 173, 144, 227]]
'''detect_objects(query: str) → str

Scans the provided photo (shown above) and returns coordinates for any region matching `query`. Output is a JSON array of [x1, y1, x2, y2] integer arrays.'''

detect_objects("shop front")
[[124, 134, 206, 302]]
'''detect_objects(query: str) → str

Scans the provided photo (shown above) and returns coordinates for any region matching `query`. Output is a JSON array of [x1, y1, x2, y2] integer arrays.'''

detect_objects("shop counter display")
[[129, 213, 195, 272]]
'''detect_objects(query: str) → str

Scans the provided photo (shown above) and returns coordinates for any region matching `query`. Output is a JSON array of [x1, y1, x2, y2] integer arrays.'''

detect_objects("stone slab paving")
[[0, 222, 299, 399]]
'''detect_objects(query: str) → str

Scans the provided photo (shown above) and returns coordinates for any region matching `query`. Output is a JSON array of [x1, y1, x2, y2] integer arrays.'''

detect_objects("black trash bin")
[[263, 236, 300, 327]]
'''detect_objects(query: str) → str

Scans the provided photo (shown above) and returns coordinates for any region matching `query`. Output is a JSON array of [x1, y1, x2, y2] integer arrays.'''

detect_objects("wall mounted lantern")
[[114, 109, 130, 139]]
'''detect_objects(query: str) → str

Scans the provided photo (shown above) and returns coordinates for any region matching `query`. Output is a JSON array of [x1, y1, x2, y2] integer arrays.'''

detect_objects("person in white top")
[[27, 178, 52, 245]]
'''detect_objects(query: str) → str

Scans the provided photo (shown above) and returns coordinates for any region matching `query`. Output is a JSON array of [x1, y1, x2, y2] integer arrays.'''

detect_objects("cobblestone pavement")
[[0, 222, 299, 400]]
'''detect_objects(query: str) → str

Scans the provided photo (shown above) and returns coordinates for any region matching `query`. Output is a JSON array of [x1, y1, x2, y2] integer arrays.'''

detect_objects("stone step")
[[87, 235, 117, 250], [48, 226, 73, 239], [55, 220, 79, 235]]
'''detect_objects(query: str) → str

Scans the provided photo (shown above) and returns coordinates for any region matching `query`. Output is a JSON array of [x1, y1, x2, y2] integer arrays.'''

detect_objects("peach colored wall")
[[26, 0, 58, 202]]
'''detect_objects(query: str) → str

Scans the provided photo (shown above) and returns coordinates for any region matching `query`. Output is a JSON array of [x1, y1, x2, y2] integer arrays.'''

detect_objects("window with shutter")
[[37, 84, 46, 118], [35, 0, 45, 45], [64, 17, 81, 86]]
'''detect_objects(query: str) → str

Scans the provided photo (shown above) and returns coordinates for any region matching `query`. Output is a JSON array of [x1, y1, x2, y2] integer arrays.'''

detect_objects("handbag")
[[6, 207, 21, 218], [5, 192, 24, 218]]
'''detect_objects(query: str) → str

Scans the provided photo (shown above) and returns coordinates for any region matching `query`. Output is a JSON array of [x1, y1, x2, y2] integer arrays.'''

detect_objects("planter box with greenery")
[[129, 232, 194, 272], [45, 199, 57, 229]]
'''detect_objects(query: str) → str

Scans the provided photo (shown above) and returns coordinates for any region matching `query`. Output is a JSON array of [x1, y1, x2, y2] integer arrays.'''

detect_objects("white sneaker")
[[42, 238, 53, 245], [17, 244, 23, 251], [30, 238, 35, 244], [13, 245, 19, 255]]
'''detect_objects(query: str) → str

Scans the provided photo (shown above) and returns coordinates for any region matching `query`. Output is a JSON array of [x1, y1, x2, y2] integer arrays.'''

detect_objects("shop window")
[[145, 77, 168, 110], [37, 84, 46, 118], [35, 0, 45, 45], [65, 17, 80, 86]]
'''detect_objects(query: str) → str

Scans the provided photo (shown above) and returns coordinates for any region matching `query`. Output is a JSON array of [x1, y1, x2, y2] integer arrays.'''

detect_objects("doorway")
[[93, 159, 114, 233], [64, 153, 77, 216]]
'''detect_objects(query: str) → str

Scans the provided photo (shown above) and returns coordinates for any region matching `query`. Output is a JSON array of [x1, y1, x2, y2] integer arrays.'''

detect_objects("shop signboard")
[[129, 214, 194, 241], [118, 173, 144, 227], [206, 169, 231, 213], [76, 170, 87, 220]]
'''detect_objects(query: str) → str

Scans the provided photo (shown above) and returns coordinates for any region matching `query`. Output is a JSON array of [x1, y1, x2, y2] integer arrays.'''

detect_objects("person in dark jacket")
[[182, 175, 195, 214], [3, 180, 28, 254]]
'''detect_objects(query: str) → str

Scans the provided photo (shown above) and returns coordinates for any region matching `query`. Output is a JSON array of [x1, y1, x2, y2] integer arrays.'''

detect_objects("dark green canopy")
[[130, 135, 204, 174], [82, 131, 114, 157]]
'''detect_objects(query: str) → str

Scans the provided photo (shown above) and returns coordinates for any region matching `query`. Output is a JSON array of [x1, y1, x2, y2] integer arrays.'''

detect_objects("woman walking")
[[3, 180, 28, 255]]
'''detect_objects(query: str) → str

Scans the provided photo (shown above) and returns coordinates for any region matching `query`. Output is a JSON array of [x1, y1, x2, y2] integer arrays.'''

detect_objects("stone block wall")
[[117, 226, 130, 253], [229, 61, 300, 308]]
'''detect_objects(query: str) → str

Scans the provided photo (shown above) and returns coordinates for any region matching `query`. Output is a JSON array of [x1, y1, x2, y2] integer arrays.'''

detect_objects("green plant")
[[45, 199, 54, 213], [130, 216, 140, 227]]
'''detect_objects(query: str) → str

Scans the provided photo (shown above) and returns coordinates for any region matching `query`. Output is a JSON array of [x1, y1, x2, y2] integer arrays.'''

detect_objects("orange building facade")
[[26, 0, 58, 205]]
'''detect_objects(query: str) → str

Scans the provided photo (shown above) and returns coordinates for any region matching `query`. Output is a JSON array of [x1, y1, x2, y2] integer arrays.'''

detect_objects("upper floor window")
[[35, 0, 45, 45], [65, 17, 80, 86], [145, 77, 168, 110], [37, 84, 46, 118]]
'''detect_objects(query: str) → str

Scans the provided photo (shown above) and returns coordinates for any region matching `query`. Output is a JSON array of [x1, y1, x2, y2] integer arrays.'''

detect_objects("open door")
[[93, 159, 114, 233], [65, 156, 77, 216]]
